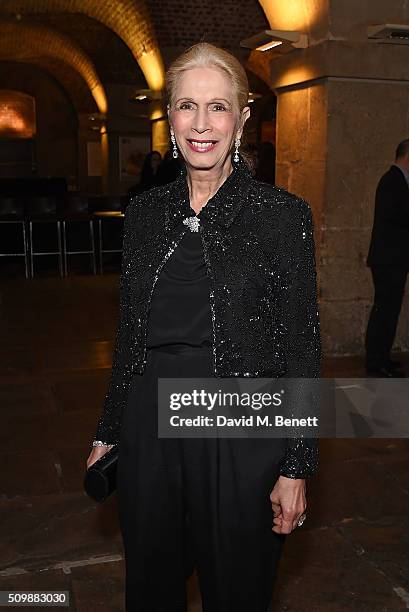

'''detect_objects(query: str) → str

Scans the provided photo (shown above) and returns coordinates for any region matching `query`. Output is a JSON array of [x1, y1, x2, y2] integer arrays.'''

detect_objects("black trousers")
[[365, 265, 408, 369], [116, 345, 287, 612]]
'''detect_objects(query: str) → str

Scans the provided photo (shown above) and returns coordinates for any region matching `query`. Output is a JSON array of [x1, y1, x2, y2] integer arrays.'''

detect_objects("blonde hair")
[[165, 42, 249, 116]]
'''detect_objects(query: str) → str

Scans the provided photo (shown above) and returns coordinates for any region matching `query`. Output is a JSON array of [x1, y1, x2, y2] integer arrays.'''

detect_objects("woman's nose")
[[191, 107, 211, 133]]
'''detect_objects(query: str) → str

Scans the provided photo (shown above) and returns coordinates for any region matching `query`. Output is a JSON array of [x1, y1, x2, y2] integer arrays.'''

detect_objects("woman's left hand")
[[269, 475, 307, 534]]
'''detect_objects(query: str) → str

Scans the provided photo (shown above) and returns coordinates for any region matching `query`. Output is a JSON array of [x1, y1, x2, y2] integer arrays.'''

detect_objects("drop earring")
[[170, 132, 178, 159], [233, 137, 240, 162]]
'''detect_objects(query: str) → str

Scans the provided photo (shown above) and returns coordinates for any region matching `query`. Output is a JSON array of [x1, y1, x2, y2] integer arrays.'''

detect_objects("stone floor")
[[0, 269, 408, 612]]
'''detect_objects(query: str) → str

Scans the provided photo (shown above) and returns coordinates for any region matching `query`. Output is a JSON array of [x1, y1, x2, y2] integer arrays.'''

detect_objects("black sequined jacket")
[[93, 154, 322, 479]]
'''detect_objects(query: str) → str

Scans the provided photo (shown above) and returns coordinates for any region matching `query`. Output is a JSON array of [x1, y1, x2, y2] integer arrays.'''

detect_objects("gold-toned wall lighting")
[[258, 0, 320, 32], [138, 50, 165, 93], [151, 117, 169, 157]]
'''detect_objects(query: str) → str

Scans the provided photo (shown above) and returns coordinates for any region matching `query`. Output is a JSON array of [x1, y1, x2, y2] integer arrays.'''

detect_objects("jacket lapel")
[[165, 154, 253, 231]]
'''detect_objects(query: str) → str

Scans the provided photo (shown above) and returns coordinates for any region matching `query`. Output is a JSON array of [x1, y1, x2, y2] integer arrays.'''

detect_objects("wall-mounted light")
[[247, 92, 262, 104], [240, 29, 308, 53], [87, 113, 106, 131], [368, 23, 409, 42], [88, 113, 105, 121], [130, 88, 162, 104], [132, 89, 151, 102], [257, 40, 283, 52]]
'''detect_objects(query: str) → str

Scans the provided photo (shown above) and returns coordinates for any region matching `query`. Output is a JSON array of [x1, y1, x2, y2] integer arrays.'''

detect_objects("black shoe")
[[366, 365, 406, 377], [388, 359, 402, 369]]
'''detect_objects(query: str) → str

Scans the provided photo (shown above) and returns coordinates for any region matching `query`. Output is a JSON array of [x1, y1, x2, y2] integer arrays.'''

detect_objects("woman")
[[87, 43, 321, 612], [133, 150, 163, 195]]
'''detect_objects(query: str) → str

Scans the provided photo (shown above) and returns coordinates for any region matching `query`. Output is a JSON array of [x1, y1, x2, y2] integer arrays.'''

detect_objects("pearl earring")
[[233, 137, 240, 162], [170, 133, 178, 159]]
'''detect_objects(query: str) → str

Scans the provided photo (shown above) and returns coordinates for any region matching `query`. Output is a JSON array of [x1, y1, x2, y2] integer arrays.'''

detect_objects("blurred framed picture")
[[119, 135, 150, 180]]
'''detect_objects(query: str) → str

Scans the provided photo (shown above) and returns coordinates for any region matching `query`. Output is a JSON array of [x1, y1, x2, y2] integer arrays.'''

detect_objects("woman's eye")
[[179, 102, 194, 110], [211, 104, 227, 111]]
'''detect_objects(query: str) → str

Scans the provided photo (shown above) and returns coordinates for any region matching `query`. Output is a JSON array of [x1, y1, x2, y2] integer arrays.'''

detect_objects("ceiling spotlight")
[[240, 30, 308, 53], [257, 41, 283, 52]]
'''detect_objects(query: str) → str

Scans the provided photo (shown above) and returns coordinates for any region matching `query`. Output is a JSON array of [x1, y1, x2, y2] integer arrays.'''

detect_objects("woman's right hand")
[[86, 444, 114, 469]]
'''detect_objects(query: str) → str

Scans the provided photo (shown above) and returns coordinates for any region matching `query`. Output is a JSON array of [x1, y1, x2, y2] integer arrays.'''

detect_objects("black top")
[[146, 229, 213, 349]]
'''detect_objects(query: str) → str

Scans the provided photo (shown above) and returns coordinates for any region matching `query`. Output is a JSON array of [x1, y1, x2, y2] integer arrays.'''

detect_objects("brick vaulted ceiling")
[[0, 0, 164, 91], [0, 0, 270, 113], [149, 0, 270, 65], [0, 20, 109, 113], [22, 13, 147, 87]]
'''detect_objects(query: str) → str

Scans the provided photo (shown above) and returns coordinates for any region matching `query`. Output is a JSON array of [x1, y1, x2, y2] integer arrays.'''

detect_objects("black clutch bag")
[[84, 445, 118, 503]]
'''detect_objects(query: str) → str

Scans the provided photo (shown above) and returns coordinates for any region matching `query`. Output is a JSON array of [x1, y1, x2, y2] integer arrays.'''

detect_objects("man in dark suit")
[[365, 139, 409, 376]]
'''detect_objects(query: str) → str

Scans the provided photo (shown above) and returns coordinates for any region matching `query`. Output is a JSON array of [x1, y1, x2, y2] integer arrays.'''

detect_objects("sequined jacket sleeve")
[[276, 198, 322, 479], [93, 200, 137, 445]]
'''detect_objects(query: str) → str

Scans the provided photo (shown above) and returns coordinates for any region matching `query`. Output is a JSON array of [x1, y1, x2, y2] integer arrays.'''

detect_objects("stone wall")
[[322, 78, 409, 354], [265, 1, 409, 355]]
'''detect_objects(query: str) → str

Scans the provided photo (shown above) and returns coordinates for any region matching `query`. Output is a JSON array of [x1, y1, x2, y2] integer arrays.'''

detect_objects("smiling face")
[[168, 66, 250, 173]]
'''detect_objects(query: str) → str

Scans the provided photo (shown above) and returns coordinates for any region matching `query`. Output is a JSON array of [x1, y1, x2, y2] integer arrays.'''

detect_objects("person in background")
[[365, 139, 409, 377], [138, 150, 162, 192], [255, 140, 276, 185], [157, 149, 184, 184], [127, 150, 162, 200]]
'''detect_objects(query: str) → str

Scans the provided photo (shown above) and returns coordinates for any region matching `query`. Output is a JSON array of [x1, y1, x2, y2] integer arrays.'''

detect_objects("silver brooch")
[[183, 216, 200, 232]]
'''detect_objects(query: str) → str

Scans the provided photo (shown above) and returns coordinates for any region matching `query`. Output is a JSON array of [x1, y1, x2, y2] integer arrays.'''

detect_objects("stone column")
[[262, 0, 409, 355], [100, 121, 118, 195], [150, 99, 169, 157], [274, 81, 327, 254]]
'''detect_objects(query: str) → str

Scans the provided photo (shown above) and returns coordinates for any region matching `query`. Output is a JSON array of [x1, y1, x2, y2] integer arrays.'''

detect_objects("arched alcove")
[[0, 89, 36, 139], [0, 66, 78, 180], [0, 89, 36, 177]]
